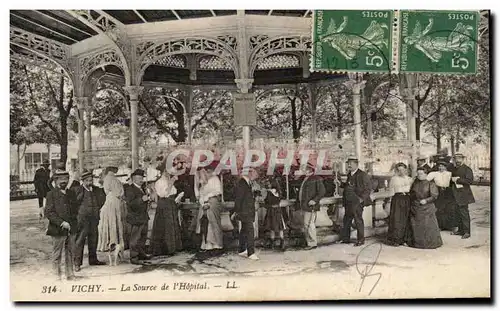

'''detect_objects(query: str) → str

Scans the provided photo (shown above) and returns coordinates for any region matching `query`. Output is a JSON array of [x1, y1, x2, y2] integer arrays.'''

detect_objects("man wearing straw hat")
[[73, 170, 106, 272], [44, 169, 78, 280], [297, 162, 326, 250], [450, 153, 475, 239]]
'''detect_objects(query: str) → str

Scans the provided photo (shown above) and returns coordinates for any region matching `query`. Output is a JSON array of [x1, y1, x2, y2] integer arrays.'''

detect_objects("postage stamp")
[[398, 10, 480, 74], [311, 10, 394, 73]]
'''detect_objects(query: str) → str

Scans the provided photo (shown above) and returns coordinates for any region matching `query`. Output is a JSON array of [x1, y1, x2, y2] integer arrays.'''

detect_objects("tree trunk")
[[336, 105, 342, 139], [60, 119, 68, 170], [16, 144, 21, 175], [455, 128, 460, 152], [436, 130, 442, 153], [450, 135, 455, 158], [415, 118, 421, 141], [290, 97, 300, 143]]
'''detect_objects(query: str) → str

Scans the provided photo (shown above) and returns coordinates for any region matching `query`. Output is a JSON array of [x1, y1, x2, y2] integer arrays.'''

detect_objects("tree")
[[316, 82, 353, 139], [256, 85, 311, 143], [10, 60, 75, 169]]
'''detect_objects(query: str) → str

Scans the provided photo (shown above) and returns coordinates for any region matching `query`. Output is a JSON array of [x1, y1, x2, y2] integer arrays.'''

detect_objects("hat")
[[417, 156, 427, 161], [131, 169, 146, 178], [395, 162, 408, 169], [416, 166, 430, 174], [105, 166, 119, 175], [53, 169, 69, 179], [346, 157, 359, 163], [41, 159, 50, 166], [454, 153, 465, 158], [81, 170, 93, 181], [436, 160, 449, 167]]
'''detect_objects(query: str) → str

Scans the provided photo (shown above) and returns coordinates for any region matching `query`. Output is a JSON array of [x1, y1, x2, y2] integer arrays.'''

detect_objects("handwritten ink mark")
[[355, 242, 383, 296]]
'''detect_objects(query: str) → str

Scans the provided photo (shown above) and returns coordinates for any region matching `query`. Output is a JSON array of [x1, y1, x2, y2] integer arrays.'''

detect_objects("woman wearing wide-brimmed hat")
[[150, 161, 184, 256], [194, 162, 224, 254], [97, 166, 125, 254]]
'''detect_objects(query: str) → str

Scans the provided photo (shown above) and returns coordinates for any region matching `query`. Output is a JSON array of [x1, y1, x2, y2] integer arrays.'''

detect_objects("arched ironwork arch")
[[135, 37, 240, 85], [249, 35, 311, 76], [79, 50, 127, 87]]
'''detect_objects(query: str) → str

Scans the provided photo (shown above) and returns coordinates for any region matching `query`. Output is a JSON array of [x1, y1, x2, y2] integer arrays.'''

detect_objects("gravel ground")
[[10, 186, 490, 301]]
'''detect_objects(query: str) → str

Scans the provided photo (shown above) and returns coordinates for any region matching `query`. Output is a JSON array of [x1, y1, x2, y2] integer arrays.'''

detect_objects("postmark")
[[399, 10, 480, 74], [311, 10, 394, 73]]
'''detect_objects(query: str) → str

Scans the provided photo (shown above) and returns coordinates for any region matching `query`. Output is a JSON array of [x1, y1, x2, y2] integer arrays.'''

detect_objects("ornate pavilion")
[[9, 9, 355, 172]]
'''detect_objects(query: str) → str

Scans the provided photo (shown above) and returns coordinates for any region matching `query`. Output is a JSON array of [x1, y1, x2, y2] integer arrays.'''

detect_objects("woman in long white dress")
[[97, 167, 125, 254], [195, 166, 223, 252], [386, 163, 413, 246], [427, 161, 456, 231]]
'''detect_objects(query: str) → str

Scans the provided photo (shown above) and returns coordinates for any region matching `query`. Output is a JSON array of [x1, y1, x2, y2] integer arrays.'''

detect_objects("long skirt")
[[435, 187, 457, 230], [151, 197, 183, 256], [196, 197, 223, 250], [97, 195, 125, 252], [386, 193, 411, 245], [264, 205, 286, 233], [408, 202, 443, 249]]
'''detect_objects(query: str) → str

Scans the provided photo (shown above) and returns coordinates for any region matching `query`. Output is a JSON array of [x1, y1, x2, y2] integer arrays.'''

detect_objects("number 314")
[[365, 51, 384, 67]]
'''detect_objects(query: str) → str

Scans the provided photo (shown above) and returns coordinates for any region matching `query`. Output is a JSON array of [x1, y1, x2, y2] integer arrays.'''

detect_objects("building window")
[[25, 152, 49, 171]]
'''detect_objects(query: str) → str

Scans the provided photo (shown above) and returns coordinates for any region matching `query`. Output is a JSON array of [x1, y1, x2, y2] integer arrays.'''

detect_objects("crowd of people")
[[33, 152, 476, 280]]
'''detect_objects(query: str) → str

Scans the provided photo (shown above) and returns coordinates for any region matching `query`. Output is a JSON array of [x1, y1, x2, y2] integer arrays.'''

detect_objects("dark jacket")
[[69, 180, 81, 192], [342, 169, 373, 206], [75, 185, 106, 221], [125, 184, 149, 225], [452, 164, 475, 205], [33, 167, 51, 197], [298, 175, 326, 212], [45, 188, 78, 236], [233, 177, 255, 222]]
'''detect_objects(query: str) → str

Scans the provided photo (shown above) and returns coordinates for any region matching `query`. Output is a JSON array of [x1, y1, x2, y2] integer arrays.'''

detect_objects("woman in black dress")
[[407, 167, 443, 249]]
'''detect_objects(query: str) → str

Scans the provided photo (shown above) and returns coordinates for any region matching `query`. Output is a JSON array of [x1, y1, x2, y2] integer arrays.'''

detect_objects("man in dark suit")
[[44, 170, 78, 280], [340, 157, 372, 246], [34, 160, 51, 219], [73, 170, 106, 271], [298, 163, 326, 250], [125, 169, 153, 264], [232, 166, 260, 260], [451, 153, 475, 239]]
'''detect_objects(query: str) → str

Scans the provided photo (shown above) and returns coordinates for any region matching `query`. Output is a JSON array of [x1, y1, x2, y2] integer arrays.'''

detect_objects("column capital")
[[75, 97, 89, 110], [123, 86, 144, 100], [345, 72, 366, 94], [234, 78, 254, 93]]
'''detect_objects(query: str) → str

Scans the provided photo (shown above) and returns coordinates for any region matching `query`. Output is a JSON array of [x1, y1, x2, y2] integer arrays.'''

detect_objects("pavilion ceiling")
[[9, 9, 340, 88]]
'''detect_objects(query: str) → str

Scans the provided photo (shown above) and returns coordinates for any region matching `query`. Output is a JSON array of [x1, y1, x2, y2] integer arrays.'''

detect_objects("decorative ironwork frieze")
[[199, 55, 232, 70], [137, 37, 239, 80], [79, 49, 123, 82], [256, 54, 300, 70], [10, 48, 66, 74], [154, 55, 186, 68], [249, 35, 270, 50], [10, 27, 70, 62], [249, 35, 311, 75]]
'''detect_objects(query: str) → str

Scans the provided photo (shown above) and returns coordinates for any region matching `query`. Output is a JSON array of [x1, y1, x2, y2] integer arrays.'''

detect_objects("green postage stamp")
[[311, 10, 480, 74], [311, 10, 394, 73], [399, 10, 480, 74]]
